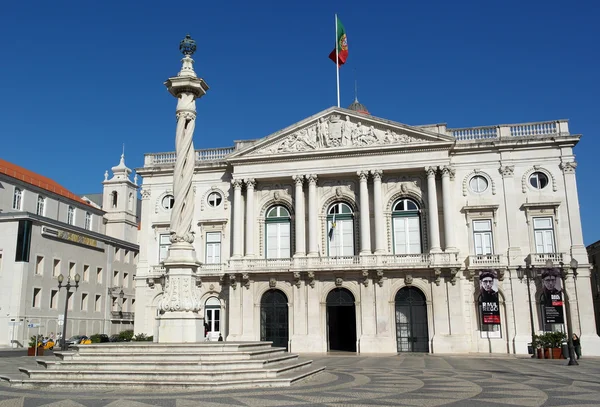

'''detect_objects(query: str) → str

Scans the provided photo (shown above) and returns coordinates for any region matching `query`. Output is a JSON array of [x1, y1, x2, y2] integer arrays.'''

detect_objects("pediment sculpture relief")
[[250, 115, 426, 155]]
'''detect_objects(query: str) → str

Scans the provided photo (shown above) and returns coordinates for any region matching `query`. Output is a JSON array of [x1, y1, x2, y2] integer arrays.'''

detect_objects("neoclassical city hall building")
[[134, 102, 600, 355]]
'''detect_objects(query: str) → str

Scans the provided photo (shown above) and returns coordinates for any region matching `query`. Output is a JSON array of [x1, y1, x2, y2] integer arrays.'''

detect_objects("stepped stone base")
[[1, 341, 324, 390]]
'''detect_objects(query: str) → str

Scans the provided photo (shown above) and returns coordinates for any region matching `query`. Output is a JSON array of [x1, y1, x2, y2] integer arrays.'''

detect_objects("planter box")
[[535, 348, 564, 359], [27, 347, 44, 357]]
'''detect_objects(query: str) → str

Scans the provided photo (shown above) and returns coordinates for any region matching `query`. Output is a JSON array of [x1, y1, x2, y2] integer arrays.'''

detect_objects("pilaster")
[[244, 179, 256, 258], [358, 170, 372, 255], [292, 175, 306, 256], [425, 167, 441, 253], [440, 166, 456, 252], [371, 169, 385, 254], [231, 178, 244, 258], [306, 174, 319, 256]]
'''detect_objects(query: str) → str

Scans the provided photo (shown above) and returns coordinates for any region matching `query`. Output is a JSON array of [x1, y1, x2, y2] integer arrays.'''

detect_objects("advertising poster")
[[541, 268, 564, 324], [479, 270, 500, 324]]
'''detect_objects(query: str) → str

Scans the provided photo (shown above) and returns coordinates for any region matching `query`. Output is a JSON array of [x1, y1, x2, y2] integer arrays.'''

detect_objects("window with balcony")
[[159, 234, 171, 263], [266, 206, 291, 259], [327, 202, 354, 256], [67, 206, 75, 225], [205, 232, 222, 264], [13, 188, 22, 210], [37, 196, 46, 216], [473, 220, 493, 255], [392, 199, 421, 254], [533, 217, 555, 253]]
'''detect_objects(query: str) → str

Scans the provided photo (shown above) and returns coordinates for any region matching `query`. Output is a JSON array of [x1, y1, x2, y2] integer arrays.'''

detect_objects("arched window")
[[128, 192, 133, 211], [13, 188, 22, 210], [111, 191, 118, 208], [392, 198, 422, 254], [205, 297, 221, 340], [67, 206, 75, 225], [327, 202, 355, 256], [265, 205, 291, 259], [37, 196, 46, 216]]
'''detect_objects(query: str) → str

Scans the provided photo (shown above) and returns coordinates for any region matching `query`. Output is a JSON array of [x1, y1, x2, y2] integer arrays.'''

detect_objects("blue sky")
[[1, 1, 599, 244]]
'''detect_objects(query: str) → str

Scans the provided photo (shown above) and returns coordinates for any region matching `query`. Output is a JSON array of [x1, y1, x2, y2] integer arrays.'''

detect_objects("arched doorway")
[[204, 297, 222, 341], [326, 288, 356, 352], [260, 290, 289, 349], [395, 287, 429, 352]]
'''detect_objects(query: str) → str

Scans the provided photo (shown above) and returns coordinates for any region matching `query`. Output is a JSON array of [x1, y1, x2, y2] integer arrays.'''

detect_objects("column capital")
[[231, 179, 243, 189], [140, 189, 151, 200], [306, 174, 318, 185], [560, 161, 577, 174], [425, 166, 437, 178], [357, 170, 369, 181], [245, 178, 256, 188], [440, 165, 455, 179], [370, 169, 383, 180], [292, 175, 304, 185]]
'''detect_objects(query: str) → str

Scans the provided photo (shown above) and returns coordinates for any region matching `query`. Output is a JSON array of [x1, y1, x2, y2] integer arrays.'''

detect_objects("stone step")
[[55, 348, 287, 362], [6, 367, 325, 390], [37, 354, 298, 371], [19, 360, 313, 382], [68, 342, 276, 355]]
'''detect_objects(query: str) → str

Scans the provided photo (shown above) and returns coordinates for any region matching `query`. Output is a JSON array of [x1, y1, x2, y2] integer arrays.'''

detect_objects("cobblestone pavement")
[[0, 351, 599, 406]]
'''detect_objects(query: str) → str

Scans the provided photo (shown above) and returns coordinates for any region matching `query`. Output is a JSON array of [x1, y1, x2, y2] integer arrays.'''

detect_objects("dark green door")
[[395, 287, 429, 352], [260, 290, 289, 350]]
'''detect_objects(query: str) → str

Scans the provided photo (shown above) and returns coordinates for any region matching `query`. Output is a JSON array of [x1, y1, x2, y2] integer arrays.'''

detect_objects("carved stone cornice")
[[231, 179, 243, 189], [499, 165, 514, 178], [370, 169, 383, 181], [357, 170, 369, 182], [425, 166, 437, 178], [559, 161, 577, 174]]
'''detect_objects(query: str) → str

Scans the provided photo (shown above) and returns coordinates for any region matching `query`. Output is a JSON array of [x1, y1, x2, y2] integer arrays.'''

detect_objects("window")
[[123, 272, 129, 288], [128, 192, 134, 211], [35, 256, 44, 275], [205, 297, 221, 338], [529, 172, 549, 190], [162, 195, 175, 210], [473, 220, 493, 255], [327, 202, 354, 256], [205, 232, 222, 264], [122, 297, 128, 313], [392, 199, 421, 254], [37, 196, 46, 216], [113, 270, 119, 286], [96, 267, 103, 283], [111, 191, 118, 208], [15, 220, 32, 262], [13, 188, 22, 210], [53, 259, 60, 277], [32, 288, 41, 308], [112, 296, 118, 311], [50, 290, 58, 309], [95, 295, 101, 312], [533, 217, 555, 253], [67, 291, 74, 310], [469, 176, 488, 193], [81, 293, 88, 311], [67, 206, 75, 225], [265, 206, 291, 259], [159, 234, 171, 262], [124, 250, 130, 263], [68, 262, 75, 278], [84, 212, 92, 230], [83, 265, 89, 282], [115, 247, 121, 261], [207, 192, 222, 208]]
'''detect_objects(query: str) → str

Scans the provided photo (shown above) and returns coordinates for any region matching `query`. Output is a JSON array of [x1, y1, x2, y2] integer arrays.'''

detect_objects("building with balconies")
[[134, 106, 599, 355]]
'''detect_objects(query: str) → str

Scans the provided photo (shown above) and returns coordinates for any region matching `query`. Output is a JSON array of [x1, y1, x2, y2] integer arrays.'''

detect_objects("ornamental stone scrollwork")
[[269, 278, 277, 288], [361, 270, 369, 287], [229, 274, 237, 290], [242, 273, 250, 290], [522, 166, 558, 193], [376, 270, 384, 287], [462, 169, 496, 196], [450, 268, 458, 286], [209, 283, 215, 291], [307, 271, 315, 288], [335, 277, 343, 287], [559, 161, 577, 174], [157, 276, 201, 313], [249, 115, 425, 155], [141, 189, 151, 200], [405, 274, 413, 286], [499, 165, 514, 178], [293, 272, 301, 289], [434, 268, 442, 286]]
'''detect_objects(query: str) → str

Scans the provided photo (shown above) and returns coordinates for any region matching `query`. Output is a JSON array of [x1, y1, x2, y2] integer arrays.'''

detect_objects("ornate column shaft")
[[358, 170, 372, 255], [293, 175, 306, 256], [560, 162, 586, 256], [232, 179, 244, 258], [307, 174, 319, 256], [440, 166, 456, 252], [244, 179, 256, 257], [371, 169, 385, 254], [426, 166, 441, 253]]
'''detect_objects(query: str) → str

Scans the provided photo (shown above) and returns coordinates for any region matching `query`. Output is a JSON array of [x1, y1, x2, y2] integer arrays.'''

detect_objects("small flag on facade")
[[328, 213, 337, 241], [329, 16, 348, 66]]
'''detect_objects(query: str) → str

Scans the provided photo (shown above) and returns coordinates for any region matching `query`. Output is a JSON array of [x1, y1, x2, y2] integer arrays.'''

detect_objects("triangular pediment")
[[228, 107, 455, 160]]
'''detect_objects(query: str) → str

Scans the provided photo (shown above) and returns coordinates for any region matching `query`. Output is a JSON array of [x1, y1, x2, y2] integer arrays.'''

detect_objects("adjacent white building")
[[0, 155, 139, 347], [134, 103, 600, 355]]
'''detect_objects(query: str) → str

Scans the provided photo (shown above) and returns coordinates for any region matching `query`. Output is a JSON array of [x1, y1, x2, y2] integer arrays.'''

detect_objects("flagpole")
[[335, 14, 340, 108]]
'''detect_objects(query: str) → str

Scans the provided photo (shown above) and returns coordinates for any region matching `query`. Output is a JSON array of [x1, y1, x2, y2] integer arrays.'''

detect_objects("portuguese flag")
[[329, 16, 348, 66]]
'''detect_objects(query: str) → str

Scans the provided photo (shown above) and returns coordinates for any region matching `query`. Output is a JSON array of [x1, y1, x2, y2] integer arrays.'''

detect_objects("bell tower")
[[102, 153, 138, 242]]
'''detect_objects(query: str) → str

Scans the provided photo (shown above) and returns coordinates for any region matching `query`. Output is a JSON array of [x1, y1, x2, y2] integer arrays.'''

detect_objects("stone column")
[[231, 178, 244, 258], [244, 179, 256, 258], [499, 165, 521, 264], [292, 175, 306, 256], [158, 34, 209, 343], [358, 170, 372, 255], [426, 167, 441, 253], [306, 174, 319, 256], [440, 166, 456, 252], [371, 169, 385, 254], [560, 161, 587, 258]]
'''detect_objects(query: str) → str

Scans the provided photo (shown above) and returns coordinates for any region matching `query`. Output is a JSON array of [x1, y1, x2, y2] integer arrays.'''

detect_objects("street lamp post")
[[558, 259, 579, 366], [57, 273, 80, 350], [517, 265, 537, 358]]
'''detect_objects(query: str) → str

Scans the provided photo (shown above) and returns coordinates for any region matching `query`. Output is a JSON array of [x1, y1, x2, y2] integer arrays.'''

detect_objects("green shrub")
[[132, 333, 154, 342], [118, 329, 134, 342], [28, 335, 42, 348], [89, 334, 102, 343], [533, 332, 566, 348]]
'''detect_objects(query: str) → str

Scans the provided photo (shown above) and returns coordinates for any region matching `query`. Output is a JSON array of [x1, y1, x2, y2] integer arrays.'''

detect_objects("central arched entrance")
[[326, 288, 356, 352], [395, 287, 429, 352], [260, 289, 289, 350]]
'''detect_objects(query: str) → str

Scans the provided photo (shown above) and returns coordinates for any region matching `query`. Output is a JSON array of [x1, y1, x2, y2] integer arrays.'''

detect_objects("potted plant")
[[546, 331, 567, 359], [27, 335, 44, 356]]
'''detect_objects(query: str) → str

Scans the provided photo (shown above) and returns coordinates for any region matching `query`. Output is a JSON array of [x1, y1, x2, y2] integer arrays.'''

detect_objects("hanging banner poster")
[[479, 270, 500, 324], [541, 268, 564, 324]]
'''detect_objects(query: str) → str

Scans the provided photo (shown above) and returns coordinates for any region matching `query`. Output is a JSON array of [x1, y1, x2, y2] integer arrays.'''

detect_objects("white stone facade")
[[134, 108, 600, 355]]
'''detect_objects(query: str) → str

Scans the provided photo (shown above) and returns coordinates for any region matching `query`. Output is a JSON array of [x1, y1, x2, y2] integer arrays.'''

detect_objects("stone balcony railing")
[[466, 254, 507, 269], [144, 147, 235, 166], [527, 253, 565, 267], [111, 311, 134, 320], [449, 120, 569, 142]]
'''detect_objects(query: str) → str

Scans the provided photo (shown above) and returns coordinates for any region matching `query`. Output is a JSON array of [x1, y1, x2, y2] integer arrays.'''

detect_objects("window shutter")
[[407, 217, 421, 254], [543, 230, 555, 253], [394, 218, 407, 254], [534, 231, 545, 253], [266, 224, 279, 259], [279, 223, 291, 258], [340, 220, 354, 256]]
